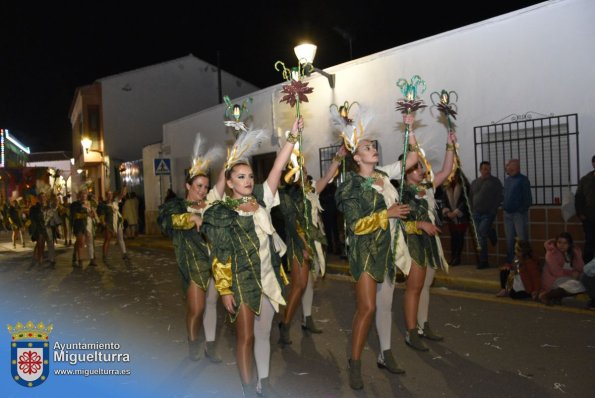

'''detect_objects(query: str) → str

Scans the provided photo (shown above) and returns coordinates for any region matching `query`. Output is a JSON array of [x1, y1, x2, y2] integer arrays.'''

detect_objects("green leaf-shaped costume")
[[202, 184, 287, 321], [158, 197, 211, 291]]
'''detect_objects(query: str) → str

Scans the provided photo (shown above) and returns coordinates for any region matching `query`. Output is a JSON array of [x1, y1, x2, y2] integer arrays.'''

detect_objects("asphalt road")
[[1, 232, 594, 397]]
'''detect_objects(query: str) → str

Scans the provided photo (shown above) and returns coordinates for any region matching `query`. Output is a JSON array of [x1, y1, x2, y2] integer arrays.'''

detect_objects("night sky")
[[0, 1, 544, 153]]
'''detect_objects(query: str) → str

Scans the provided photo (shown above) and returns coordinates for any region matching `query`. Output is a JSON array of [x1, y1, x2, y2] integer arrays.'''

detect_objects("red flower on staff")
[[436, 102, 458, 119], [396, 99, 427, 114], [280, 80, 314, 107], [18, 350, 42, 375]]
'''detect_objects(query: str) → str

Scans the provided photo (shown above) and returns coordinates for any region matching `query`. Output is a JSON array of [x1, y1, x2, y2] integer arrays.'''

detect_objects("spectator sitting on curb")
[[539, 232, 585, 305], [496, 239, 541, 299]]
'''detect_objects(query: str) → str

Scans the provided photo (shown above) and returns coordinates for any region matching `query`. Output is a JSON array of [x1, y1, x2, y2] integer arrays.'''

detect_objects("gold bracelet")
[[332, 153, 345, 163], [287, 132, 299, 144], [409, 143, 420, 152], [446, 143, 456, 152]]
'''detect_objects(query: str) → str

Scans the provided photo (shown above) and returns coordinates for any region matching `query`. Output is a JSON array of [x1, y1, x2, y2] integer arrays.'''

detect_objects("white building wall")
[[100, 55, 259, 162], [160, 0, 595, 197]]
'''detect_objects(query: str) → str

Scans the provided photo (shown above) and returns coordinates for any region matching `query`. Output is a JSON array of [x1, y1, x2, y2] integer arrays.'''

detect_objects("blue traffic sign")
[[154, 158, 171, 176]]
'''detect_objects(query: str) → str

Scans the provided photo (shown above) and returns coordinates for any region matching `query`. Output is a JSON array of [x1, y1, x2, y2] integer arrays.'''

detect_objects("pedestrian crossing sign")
[[154, 158, 171, 176]]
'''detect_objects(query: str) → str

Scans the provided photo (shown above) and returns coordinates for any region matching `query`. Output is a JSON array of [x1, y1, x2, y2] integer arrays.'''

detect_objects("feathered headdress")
[[329, 101, 371, 154], [36, 180, 52, 196], [224, 129, 268, 171], [188, 133, 224, 180]]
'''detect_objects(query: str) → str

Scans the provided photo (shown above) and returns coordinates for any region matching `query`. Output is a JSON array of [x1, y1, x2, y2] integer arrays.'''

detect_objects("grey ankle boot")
[[421, 322, 444, 341], [348, 359, 364, 390], [205, 341, 222, 363], [257, 377, 271, 397], [301, 316, 322, 333], [278, 322, 292, 345], [188, 338, 204, 361], [241, 381, 259, 398], [405, 328, 429, 351], [377, 349, 405, 374]]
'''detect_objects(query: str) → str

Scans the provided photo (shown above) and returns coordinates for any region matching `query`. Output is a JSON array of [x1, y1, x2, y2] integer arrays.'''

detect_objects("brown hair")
[[186, 173, 209, 186], [225, 161, 251, 180]]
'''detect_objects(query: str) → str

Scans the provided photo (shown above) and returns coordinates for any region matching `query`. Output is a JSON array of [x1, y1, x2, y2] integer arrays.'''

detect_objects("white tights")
[[375, 275, 395, 352], [417, 267, 436, 331], [300, 272, 314, 320], [254, 296, 275, 381], [203, 280, 218, 342]]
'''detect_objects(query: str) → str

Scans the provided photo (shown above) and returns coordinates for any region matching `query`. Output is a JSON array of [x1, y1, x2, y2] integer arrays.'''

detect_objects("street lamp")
[[81, 137, 103, 155], [294, 43, 335, 89], [81, 137, 92, 154]]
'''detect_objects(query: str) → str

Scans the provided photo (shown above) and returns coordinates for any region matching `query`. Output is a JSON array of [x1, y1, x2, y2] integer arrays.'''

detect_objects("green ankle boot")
[[205, 341, 222, 363], [405, 328, 429, 351], [348, 359, 364, 390], [421, 322, 444, 341], [278, 322, 292, 345], [188, 338, 204, 361], [377, 349, 405, 374], [301, 316, 322, 333]]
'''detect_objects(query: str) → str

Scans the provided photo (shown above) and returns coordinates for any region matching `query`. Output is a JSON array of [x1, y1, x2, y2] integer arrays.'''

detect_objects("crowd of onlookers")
[[434, 154, 595, 309]]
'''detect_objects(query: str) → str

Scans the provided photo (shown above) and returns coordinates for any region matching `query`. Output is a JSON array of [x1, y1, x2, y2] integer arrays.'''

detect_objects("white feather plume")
[[330, 104, 373, 153], [189, 133, 224, 178], [225, 128, 268, 170]]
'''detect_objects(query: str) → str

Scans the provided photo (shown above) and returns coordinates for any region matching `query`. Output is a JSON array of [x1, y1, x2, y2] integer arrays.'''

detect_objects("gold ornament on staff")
[[430, 89, 481, 251]]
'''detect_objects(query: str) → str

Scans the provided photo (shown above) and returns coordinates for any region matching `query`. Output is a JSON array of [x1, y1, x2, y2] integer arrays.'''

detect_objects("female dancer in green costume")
[[277, 144, 347, 343], [158, 136, 225, 362], [203, 118, 301, 397], [336, 114, 418, 390], [401, 128, 457, 351]]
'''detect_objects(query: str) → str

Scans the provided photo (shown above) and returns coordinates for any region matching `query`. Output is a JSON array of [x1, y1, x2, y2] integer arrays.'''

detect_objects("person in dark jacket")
[[470, 161, 503, 269], [440, 169, 471, 266], [503, 159, 532, 267], [575, 155, 595, 263]]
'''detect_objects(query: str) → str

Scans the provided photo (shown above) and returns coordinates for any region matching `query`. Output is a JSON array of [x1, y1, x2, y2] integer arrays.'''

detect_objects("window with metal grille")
[[474, 113, 579, 205]]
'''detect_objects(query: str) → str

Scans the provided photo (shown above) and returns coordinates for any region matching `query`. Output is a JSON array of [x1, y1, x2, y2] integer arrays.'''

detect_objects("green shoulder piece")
[[157, 198, 186, 237], [201, 202, 235, 262], [202, 202, 235, 230], [252, 184, 267, 207], [335, 171, 363, 211]]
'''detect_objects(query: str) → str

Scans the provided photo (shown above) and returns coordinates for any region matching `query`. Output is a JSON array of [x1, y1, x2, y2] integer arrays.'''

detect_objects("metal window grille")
[[474, 113, 579, 205]]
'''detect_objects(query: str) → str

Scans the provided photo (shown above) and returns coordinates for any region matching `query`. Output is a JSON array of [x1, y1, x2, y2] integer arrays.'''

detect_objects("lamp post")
[[294, 43, 336, 89]]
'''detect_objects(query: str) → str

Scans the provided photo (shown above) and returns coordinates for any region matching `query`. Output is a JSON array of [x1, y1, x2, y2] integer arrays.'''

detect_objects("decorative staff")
[[274, 58, 314, 234], [430, 89, 481, 251], [223, 96, 253, 139], [329, 101, 361, 182], [396, 75, 427, 201]]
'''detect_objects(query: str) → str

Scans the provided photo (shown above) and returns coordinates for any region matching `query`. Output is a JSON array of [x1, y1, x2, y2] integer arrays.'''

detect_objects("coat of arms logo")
[[7, 321, 53, 387]]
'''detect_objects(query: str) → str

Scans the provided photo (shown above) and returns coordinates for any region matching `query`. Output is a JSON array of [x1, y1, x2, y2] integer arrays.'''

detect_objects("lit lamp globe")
[[81, 137, 92, 154], [294, 43, 317, 65]]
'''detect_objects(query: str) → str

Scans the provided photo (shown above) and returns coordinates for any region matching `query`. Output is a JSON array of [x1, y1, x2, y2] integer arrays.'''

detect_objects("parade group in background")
[[3, 70, 594, 397], [0, 185, 137, 268]]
